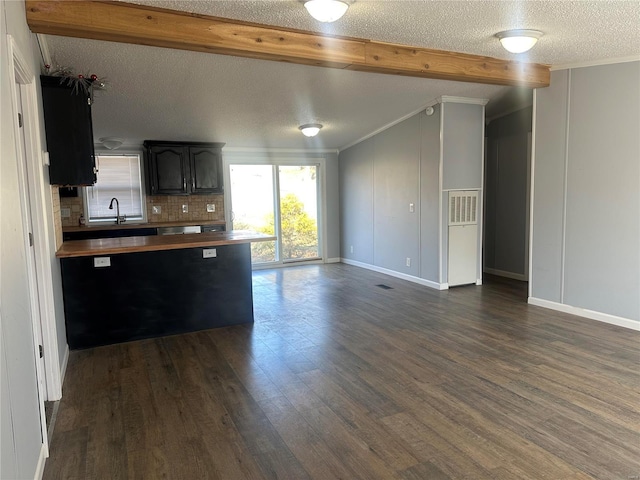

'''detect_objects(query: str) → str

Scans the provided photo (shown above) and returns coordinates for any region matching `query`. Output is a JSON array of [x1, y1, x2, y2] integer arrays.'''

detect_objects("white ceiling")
[[42, 0, 640, 150]]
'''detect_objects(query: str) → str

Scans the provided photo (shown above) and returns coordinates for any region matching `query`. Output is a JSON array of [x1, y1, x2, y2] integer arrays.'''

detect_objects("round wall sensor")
[[425, 106, 435, 116]]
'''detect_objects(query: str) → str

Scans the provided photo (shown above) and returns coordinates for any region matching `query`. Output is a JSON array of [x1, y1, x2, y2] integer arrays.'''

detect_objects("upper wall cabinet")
[[144, 141, 225, 195], [40, 76, 97, 186]]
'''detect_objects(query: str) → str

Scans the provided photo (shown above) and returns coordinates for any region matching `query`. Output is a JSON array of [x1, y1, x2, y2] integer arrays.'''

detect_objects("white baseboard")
[[484, 268, 527, 281], [34, 443, 47, 480], [59, 343, 69, 391], [528, 297, 640, 331], [325, 257, 341, 264], [340, 258, 448, 290]]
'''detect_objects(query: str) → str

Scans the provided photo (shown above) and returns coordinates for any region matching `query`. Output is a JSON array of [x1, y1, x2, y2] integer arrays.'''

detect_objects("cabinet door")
[[148, 145, 189, 195], [189, 147, 223, 194], [41, 76, 96, 185]]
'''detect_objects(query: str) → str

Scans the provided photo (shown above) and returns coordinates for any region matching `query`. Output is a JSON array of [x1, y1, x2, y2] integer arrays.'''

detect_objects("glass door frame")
[[223, 154, 327, 268]]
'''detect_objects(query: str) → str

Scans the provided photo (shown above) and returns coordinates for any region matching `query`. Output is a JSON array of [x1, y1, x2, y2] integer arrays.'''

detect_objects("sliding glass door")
[[278, 165, 319, 261], [229, 164, 277, 263], [229, 161, 321, 265]]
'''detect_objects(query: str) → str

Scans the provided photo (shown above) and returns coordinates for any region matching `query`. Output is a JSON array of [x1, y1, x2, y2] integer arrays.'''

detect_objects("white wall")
[[531, 62, 640, 324], [1, 1, 46, 477]]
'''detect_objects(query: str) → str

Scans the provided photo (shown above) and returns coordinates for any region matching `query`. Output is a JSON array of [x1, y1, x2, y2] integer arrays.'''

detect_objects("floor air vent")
[[376, 284, 393, 290]]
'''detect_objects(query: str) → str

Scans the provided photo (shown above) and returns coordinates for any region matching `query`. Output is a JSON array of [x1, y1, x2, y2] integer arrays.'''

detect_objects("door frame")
[[8, 34, 64, 405]]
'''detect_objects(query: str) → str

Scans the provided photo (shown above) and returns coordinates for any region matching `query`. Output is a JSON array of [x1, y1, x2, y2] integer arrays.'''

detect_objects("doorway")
[[483, 106, 533, 300]]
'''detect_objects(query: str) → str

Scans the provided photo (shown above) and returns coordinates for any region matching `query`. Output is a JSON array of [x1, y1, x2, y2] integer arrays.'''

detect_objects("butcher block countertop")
[[56, 231, 275, 258], [62, 220, 226, 233]]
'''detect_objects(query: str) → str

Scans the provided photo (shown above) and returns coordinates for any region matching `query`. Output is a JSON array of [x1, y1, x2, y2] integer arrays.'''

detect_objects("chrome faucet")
[[108, 197, 126, 224]]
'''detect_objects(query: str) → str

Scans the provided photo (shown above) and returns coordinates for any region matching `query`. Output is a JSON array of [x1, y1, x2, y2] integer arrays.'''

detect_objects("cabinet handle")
[[183, 178, 187, 191], [192, 178, 195, 191]]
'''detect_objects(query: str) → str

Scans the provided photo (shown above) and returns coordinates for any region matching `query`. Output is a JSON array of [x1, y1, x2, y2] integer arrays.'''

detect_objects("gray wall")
[[532, 62, 640, 322], [340, 102, 485, 286], [442, 102, 484, 190], [485, 107, 532, 277], [340, 112, 433, 280], [339, 139, 375, 264], [1, 1, 45, 477], [373, 116, 421, 274]]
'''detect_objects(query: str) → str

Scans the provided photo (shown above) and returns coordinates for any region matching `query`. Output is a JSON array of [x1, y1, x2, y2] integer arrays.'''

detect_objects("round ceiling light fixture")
[[299, 123, 323, 137], [99, 137, 124, 150], [495, 29, 543, 54], [303, 0, 351, 23]]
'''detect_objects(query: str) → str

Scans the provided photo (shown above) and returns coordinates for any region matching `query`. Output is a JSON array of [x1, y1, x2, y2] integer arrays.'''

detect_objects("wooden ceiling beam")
[[25, 0, 550, 88]]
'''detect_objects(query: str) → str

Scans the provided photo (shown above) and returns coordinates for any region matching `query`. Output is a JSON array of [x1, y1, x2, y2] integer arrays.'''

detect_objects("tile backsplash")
[[145, 195, 225, 223], [51, 186, 63, 249], [60, 192, 225, 227]]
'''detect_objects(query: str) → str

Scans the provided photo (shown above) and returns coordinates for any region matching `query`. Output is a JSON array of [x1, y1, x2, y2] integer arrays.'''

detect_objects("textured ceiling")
[[43, 1, 640, 150]]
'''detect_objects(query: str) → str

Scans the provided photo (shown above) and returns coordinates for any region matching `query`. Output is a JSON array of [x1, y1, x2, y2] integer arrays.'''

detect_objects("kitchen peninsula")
[[57, 231, 274, 349]]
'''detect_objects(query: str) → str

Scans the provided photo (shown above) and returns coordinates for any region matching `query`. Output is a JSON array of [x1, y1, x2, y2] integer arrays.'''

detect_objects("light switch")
[[182, 204, 189, 213], [203, 249, 217, 258], [206, 204, 216, 213], [94, 257, 111, 268], [409, 203, 415, 213], [152, 205, 162, 214]]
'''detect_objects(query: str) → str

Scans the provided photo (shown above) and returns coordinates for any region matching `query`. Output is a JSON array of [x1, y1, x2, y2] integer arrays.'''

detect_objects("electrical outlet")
[[406, 257, 411, 267], [202, 248, 217, 258], [94, 257, 111, 268], [60, 207, 71, 218], [152, 205, 162, 214], [350, 245, 354, 254], [182, 204, 188, 213], [409, 203, 415, 213], [206, 204, 215, 213]]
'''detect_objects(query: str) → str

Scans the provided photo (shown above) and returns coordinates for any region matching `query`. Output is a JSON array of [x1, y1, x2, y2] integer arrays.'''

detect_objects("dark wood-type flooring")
[[44, 265, 640, 480]]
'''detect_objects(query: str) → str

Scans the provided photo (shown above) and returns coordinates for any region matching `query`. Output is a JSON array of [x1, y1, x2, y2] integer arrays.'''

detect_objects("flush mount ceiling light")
[[99, 137, 124, 150], [303, 0, 351, 23], [495, 29, 543, 54], [299, 123, 323, 137]]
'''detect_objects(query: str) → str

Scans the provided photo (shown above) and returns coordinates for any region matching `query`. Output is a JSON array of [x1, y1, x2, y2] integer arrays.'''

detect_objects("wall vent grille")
[[449, 191, 478, 226]]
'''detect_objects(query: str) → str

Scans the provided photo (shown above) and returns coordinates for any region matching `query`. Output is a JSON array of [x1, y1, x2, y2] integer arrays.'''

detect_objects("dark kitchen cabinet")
[[144, 141, 225, 195], [146, 144, 190, 195], [40, 76, 97, 185]]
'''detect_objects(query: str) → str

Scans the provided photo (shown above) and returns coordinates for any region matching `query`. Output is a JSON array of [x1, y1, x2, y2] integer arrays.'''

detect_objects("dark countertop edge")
[[56, 231, 275, 258], [62, 220, 226, 233]]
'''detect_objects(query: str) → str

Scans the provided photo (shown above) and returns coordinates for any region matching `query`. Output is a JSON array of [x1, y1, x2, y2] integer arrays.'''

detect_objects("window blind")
[[87, 155, 144, 221]]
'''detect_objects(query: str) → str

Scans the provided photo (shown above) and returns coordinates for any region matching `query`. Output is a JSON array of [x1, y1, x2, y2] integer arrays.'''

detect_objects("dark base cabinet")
[[60, 243, 253, 349]]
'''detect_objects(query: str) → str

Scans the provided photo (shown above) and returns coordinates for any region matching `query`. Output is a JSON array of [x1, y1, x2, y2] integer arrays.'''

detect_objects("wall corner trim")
[[340, 258, 448, 290], [34, 443, 47, 480], [528, 297, 640, 331]]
